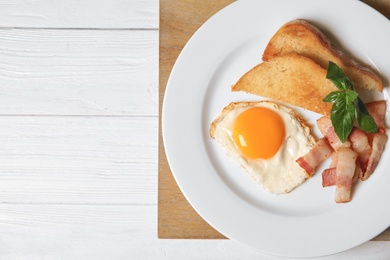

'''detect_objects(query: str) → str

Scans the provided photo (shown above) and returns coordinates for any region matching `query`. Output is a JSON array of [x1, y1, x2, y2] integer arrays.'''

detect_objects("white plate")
[[162, 0, 390, 257]]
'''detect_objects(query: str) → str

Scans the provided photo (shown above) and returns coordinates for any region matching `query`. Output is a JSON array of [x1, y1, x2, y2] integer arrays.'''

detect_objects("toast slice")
[[262, 19, 383, 92], [231, 54, 338, 116]]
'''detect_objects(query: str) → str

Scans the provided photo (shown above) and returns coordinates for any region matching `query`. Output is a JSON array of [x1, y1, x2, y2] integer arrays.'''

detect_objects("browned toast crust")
[[231, 54, 338, 116], [262, 19, 383, 92]]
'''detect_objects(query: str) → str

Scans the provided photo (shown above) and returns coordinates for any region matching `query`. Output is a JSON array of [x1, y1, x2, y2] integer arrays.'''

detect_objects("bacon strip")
[[322, 167, 336, 187], [321, 152, 338, 187], [366, 100, 386, 132], [359, 100, 387, 180], [335, 148, 358, 203], [353, 162, 362, 183], [349, 127, 372, 173], [361, 133, 388, 180], [317, 117, 351, 150], [315, 101, 387, 203], [329, 151, 338, 168], [296, 138, 333, 175], [322, 154, 361, 187]]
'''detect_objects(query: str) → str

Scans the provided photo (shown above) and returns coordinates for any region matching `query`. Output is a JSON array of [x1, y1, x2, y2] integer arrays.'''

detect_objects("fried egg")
[[210, 101, 315, 194]]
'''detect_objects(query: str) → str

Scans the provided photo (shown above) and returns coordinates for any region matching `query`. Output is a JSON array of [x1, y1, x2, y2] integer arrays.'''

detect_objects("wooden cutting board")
[[158, 0, 390, 240]]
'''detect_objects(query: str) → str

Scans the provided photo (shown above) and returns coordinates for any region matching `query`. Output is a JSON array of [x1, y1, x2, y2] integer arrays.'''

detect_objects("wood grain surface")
[[158, 0, 390, 240], [158, 0, 234, 239], [363, 0, 390, 20]]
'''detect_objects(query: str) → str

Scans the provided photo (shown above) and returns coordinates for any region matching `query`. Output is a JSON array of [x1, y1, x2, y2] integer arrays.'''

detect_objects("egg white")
[[210, 101, 315, 194]]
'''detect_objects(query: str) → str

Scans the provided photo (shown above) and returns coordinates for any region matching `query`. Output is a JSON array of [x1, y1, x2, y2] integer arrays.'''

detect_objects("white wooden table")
[[1, 1, 390, 259]]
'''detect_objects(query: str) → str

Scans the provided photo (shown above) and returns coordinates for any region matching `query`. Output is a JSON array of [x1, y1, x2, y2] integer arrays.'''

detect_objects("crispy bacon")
[[322, 167, 336, 187], [316, 117, 351, 150], [335, 147, 358, 203], [296, 138, 333, 175], [322, 153, 361, 187], [361, 133, 388, 180], [366, 100, 386, 132], [316, 116, 332, 134], [309, 101, 386, 203], [321, 152, 338, 187], [329, 151, 338, 168], [349, 127, 372, 173], [354, 161, 362, 182], [359, 100, 387, 180]]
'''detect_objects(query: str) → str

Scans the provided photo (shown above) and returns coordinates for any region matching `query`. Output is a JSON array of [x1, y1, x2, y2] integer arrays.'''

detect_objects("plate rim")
[[162, 0, 390, 257]]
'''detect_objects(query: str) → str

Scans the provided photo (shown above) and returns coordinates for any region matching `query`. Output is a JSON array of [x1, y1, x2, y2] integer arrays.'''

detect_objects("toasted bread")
[[231, 54, 338, 116], [262, 19, 383, 92]]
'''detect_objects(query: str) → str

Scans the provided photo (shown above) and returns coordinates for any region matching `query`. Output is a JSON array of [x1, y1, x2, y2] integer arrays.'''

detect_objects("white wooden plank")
[[0, 204, 389, 260], [0, 116, 158, 204], [0, 204, 157, 259], [0, 29, 158, 116], [0, 0, 158, 29], [154, 240, 390, 260]]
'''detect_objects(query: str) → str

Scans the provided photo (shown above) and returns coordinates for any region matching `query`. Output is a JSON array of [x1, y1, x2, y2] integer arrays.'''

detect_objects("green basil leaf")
[[355, 97, 378, 133], [326, 61, 354, 90], [330, 92, 355, 143], [345, 89, 358, 102], [323, 91, 343, 103], [324, 62, 378, 142], [327, 61, 345, 81]]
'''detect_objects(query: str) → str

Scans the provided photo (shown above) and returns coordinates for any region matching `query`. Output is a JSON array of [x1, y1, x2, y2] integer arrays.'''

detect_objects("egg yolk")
[[232, 107, 285, 159]]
